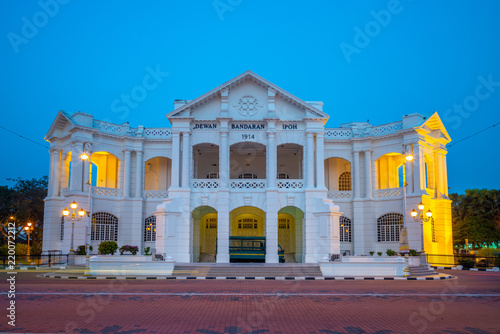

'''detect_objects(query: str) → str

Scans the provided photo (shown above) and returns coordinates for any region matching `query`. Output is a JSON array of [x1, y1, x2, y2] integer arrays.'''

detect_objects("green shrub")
[[369, 251, 375, 256], [76, 245, 93, 255], [386, 249, 396, 256], [409, 249, 419, 256], [458, 257, 475, 268], [0, 245, 8, 256], [98, 241, 118, 255], [119, 245, 138, 255], [377, 252, 382, 256]]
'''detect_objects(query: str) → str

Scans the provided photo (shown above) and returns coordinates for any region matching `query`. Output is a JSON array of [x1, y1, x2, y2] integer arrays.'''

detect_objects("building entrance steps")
[[172, 263, 322, 277], [409, 265, 439, 276]]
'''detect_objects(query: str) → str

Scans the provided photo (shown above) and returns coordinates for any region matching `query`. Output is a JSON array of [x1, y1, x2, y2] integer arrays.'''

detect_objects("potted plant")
[[119, 245, 139, 255], [386, 249, 396, 256], [144, 247, 151, 255], [369, 251, 375, 256], [98, 241, 118, 255], [76, 245, 93, 255], [377, 252, 382, 256]]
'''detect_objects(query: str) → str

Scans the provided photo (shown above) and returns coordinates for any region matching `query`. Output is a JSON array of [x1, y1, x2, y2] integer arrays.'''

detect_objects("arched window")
[[377, 213, 403, 242], [91, 212, 118, 241], [431, 218, 436, 242], [60, 216, 65, 241], [339, 216, 352, 242], [144, 216, 156, 242], [338, 171, 352, 191]]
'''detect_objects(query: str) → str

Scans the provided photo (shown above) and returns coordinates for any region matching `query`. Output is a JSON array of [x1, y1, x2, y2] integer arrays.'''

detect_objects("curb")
[[40, 273, 453, 281], [432, 266, 499, 272]]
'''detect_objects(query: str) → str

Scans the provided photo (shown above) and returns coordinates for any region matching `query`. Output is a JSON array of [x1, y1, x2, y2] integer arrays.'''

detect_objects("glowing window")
[[377, 213, 403, 242], [339, 216, 352, 242], [144, 215, 156, 242], [91, 212, 118, 241], [338, 171, 352, 191]]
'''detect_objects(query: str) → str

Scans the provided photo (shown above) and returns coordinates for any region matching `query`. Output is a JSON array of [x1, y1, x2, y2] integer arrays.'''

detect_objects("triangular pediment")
[[45, 110, 75, 141], [166, 70, 328, 122], [416, 112, 451, 144]]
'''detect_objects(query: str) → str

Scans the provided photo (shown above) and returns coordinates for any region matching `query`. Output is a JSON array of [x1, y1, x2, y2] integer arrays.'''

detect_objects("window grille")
[[238, 173, 257, 179], [377, 213, 403, 242], [205, 217, 217, 229], [91, 212, 118, 241], [237, 219, 257, 229], [144, 215, 156, 242], [206, 172, 219, 179], [338, 171, 352, 191], [431, 218, 436, 242], [60, 216, 64, 241], [339, 216, 352, 242], [278, 218, 290, 229]]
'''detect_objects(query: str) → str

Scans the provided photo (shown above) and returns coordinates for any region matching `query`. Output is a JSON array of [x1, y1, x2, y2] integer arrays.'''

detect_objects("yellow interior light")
[[70, 201, 78, 209], [418, 203, 424, 211], [63, 208, 70, 216]]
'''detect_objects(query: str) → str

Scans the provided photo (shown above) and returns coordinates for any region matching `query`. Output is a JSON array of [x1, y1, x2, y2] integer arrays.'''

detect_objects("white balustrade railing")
[[375, 187, 403, 198], [327, 191, 353, 200], [143, 128, 172, 139], [324, 128, 352, 139], [277, 179, 304, 189], [372, 121, 403, 135], [144, 191, 169, 199], [191, 179, 219, 189], [230, 180, 266, 190], [91, 187, 120, 197]]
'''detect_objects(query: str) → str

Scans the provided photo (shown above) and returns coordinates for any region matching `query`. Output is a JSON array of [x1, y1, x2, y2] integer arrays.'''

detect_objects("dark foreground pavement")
[[1, 270, 499, 334]]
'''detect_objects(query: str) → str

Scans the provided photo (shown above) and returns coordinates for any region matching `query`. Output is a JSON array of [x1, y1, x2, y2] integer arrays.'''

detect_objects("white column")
[[220, 131, 229, 188], [135, 150, 143, 198], [316, 132, 326, 189], [70, 142, 83, 192], [353, 151, 361, 199], [267, 131, 277, 188], [405, 154, 413, 193], [364, 150, 372, 199], [181, 132, 190, 189], [413, 144, 425, 193], [171, 132, 180, 189], [123, 150, 131, 198], [306, 132, 315, 189], [50, 150, 61, 197]]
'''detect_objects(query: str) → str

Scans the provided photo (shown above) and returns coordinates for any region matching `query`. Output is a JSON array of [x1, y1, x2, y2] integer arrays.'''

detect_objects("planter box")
[[89, 255, 174, 276], [320, 256, 406, 276]]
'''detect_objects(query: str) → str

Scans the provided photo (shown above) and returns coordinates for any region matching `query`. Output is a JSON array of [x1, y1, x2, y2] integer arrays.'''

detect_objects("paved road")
[[1, 270, 499, 333]]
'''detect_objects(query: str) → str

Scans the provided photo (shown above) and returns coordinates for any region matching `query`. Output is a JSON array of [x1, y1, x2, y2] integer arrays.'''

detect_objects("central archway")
[[192, 206, 218, 263]]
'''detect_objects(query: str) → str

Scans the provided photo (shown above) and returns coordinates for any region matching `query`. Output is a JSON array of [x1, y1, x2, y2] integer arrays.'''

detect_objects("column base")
[[216, 254, 230, 263], [266, 254, 279, 263]]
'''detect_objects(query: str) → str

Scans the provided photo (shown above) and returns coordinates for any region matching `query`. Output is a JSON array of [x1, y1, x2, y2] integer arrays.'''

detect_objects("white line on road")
[[2, 292, 500, 297]]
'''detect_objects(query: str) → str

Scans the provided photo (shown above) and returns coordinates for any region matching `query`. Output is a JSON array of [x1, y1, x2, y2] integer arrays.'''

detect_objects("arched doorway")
[[192, 206, 217, 262], [278, 206, 304, 263]]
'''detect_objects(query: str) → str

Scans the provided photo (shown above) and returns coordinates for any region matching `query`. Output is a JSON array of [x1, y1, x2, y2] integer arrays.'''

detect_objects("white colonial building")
[[42, 71, 453, 263]]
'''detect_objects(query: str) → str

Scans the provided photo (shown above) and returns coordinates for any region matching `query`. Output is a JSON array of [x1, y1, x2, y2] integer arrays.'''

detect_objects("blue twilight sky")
[[1, 0, 499, 194]]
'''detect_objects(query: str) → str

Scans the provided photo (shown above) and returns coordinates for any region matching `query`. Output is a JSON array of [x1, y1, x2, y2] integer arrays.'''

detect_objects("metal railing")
[[1, 253, 72, 268]]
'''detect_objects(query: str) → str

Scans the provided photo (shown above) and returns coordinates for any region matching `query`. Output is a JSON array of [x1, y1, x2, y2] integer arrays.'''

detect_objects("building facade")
[[43, 71, 453, 263]]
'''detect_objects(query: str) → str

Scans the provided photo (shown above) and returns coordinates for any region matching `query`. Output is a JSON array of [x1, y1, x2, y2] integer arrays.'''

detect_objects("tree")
[[0, 176, 48, 253], [451, 189, 500, 248]]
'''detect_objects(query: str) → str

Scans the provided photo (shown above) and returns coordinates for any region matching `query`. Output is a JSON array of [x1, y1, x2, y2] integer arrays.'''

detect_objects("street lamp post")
[[62, 201, 85, 254], [24, 222, 34, 261], [80, 150, 93, 275], [411, 203, 433, 264]]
